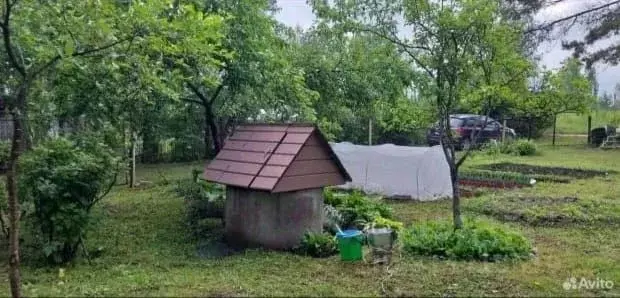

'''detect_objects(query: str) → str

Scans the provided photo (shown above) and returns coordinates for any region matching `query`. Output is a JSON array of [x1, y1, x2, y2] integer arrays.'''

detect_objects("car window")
[[450, 118, 464, 127]]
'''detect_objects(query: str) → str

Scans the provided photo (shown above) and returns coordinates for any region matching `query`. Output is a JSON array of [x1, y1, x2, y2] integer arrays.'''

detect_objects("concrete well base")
[[225, 186, 324, 249]]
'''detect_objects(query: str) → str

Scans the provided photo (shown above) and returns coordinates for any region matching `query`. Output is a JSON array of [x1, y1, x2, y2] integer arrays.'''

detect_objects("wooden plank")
[[282, 133, 311, 144], [236, 125, 289, 132], [274, 143, 303, 155], [217, 172, 254, 187], [204, 169, 224, 182], [228, 131, 285, 142], [286, 126, 315, 133], [223, 140, 278, 153], [283, 160, 338, 176], [296, 145, 330, 160], [258, 165, 287, 178], [266, 154, 295, 166], [273, 173, 345, 193], [207, 159, 262, 175], [217, 150, 270, 164], [250, 177, 279, 190], [304, 133, 321, 145]]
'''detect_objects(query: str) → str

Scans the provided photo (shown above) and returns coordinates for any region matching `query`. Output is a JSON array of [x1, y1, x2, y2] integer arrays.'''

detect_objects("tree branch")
[[1, 0, 25, 77], [525, 0, 620, 34], [359, 27, 436, 78], [181, 97, 204, 105], [32, 36, 134, 79]]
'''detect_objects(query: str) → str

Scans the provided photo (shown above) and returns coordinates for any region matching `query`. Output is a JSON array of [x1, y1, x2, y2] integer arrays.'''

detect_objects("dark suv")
[[426, 114, 516, 150]]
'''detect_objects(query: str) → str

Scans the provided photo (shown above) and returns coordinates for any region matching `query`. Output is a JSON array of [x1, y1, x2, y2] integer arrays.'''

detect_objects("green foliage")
[[19, 138, 119, 264], [460, 169, 533, 185], [174, 178, 225, 237], [370, 215, 404, 233], [512, 140, 538, 156], [401, 219, 532, 261], [296, 232, 338, 258], [324, 189, 393, 229], [482, 140, 537, 156], [0, 141, 10, 166]]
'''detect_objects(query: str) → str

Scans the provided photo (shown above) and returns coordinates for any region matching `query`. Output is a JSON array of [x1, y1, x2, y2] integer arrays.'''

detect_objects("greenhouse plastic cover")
[[330, 142, 453, 200]]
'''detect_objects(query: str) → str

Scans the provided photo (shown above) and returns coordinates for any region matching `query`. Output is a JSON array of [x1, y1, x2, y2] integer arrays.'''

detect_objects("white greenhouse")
[[330, 142, 453, 201]]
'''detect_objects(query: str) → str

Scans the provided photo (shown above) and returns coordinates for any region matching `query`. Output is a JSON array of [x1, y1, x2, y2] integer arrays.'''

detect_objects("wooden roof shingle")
[[204, 123, 351, 192]]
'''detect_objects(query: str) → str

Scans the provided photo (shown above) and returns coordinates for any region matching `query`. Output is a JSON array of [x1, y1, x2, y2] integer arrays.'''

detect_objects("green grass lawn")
[[553, 109, 620, 135], [2, 146, 620, 296]]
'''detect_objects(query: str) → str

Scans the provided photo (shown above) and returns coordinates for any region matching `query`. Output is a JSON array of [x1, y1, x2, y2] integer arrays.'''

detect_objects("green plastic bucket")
[[336, 229, 363, 261]]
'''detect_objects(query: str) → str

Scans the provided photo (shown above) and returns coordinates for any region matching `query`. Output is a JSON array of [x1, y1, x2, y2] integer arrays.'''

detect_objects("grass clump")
[[296, 232, 338, 258], [401, 219, 532, 261]]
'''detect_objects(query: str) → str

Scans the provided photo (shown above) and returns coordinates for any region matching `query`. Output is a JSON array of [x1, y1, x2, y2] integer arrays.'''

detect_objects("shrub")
[[174, 178, 225, 237], [401, 219, 532, 261], [19, 138, 119, 264], [296, 232, 338, 258], [512, 140, 537, 156], [324, 189, 393, 229]]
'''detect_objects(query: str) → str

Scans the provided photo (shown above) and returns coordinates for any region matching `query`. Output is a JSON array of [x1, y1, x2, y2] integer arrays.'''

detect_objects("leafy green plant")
[[512, 140, 538, 156], [19, 138, 119, 264], [296, 232, 338, 258], [174, 178, 225, 237], [370, 215, 404, 233], [324, 189, 393, 229], [401, 219, 532, 261]]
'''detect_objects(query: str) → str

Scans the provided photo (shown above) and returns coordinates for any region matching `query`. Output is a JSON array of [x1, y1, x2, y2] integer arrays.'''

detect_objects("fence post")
[[130, 133, 136, 188], [587, 115, 592, 145], [552, 114, 557, 146], [502, 119, 507, 142]]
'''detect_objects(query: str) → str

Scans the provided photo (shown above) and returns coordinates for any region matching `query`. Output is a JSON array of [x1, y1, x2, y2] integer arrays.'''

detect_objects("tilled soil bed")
[[476, 162, 615, 179]]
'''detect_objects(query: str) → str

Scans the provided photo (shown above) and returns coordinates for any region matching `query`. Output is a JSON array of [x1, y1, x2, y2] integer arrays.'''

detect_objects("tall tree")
[[0, 1, 142, 296], [312, 0, 530, 229]]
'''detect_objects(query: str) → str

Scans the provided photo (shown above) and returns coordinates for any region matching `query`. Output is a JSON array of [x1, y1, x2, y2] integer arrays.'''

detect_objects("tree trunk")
[[450, 166, 463, 229], [204, 104, 221, 154], [7, 108, 24, 298]]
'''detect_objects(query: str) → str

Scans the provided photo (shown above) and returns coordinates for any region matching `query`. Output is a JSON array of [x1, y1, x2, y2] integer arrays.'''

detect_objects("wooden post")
[[130, 133, 136, 188], [587, 115, 592, 145], [368, 118, 372, 146], [552, 114, 557, 146], [502, 119, 507, 142]]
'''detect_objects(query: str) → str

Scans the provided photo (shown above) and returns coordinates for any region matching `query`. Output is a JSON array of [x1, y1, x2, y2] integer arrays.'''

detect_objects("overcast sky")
[[275, 0, 619, 96]]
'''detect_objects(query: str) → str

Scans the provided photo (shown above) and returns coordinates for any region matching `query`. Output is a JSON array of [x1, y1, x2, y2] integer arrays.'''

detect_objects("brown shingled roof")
[[204, 123, 351, 193]]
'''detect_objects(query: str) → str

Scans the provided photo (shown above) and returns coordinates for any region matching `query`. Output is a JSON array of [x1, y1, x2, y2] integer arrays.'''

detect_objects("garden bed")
[[460, 170, 534, 189], [465, 195, 620, 226], [476, 162, 615, 179]]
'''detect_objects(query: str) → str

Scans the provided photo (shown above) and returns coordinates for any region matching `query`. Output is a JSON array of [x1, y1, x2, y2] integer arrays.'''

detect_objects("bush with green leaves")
[[296, 232, 338, 258], [512, 140, 537, 156], [324, 189, 393, 229], [174, 178, 225, 237], [401, 219, 532, 261], [19, 138, 119, 264]]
